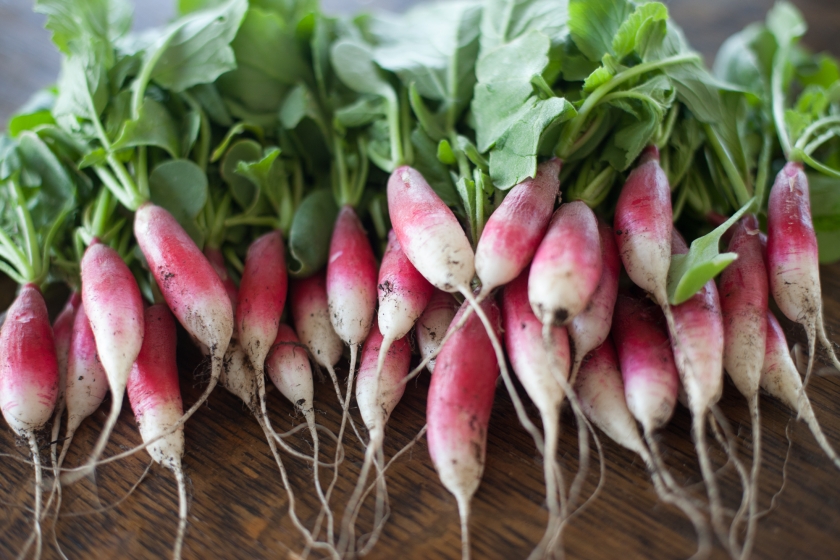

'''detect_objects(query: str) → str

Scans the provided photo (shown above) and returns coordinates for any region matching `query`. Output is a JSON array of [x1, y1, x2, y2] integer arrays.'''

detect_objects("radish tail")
[[531, 412, 565, 560], [338, 428, 382, 556], [29, 434, 44, 560], [459, 288, 545, 453], [644, 433, 711, 560], [800, 391, 840, 470], [693, 412, 729, 554], [738, 394, 761, 560], [569, 356, 583, 386], [173, 461, 188, 560], [802, 322, 816, 393], [817, 315, 840, 373], [65, 389, 124, 485], [306, 410, 332, 551], [456, 494, 471, 560], [757, 422, 794, 520]]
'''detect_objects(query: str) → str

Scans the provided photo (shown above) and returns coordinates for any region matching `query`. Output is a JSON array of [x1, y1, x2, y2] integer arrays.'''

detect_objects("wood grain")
[[1, 1, 839, 559]]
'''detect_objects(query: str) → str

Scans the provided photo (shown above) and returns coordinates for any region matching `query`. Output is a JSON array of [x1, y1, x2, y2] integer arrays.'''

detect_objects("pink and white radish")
[[669, 229, 729, 550], [719, 214, 768, 559], [766, 162, 840, 386], [67, 242, 144, 484], [761, 310, 840, 470], [568, 222, 620, 383], [574, 338, 708, 557], [416, 290, 459, 373], [529, 201, 602, 326], [502, 267, 570, 557], [0, 283, 59, 558], [127, 304, 188, 560], [338, 321, 412, 557], [49, 292, 80, 476], [613, 146, 672, 310], [205, 246, 238, 314], [427, 295, 501, 560], [475, 158, 560, 297]]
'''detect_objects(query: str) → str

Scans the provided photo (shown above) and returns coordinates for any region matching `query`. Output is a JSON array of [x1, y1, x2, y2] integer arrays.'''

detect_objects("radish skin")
[[427, 296, 501, 560], [70, 242, 144, 484], [416, 290, 458, 373], [766, 162, 838, 387], [761, 310, 840, 470], [475, 158, 560, 296], [502, 268, 569, 558], [205, 246, 239, 315], [127, 304, 187, 560], [568, 222, 620, 383], [49, 292, 80, 479], [720, 215, 768, 559], [529, 201, 602, 326], [0, 283, 59, 559], [339, 321, 411, 557]]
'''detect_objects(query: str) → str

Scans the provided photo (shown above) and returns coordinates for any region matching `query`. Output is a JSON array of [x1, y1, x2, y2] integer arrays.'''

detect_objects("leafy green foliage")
[[148, 159, 208, 244], [288, 189, 338, 277], [568, 0, 632, 62]]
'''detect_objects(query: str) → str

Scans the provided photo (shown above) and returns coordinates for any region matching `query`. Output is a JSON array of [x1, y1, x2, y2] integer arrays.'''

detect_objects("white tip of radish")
[[291, 274, 344, 369], [136, 402, 185, 470]]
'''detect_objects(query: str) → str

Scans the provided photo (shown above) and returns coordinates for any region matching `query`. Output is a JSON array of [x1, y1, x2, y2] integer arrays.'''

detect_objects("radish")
[[501, 267, 569, 558], [475, 158, 560, 297], [669, 229, 729, 551], [205, 245, 238, 314], [126, 304, 188, 560], [761, 310, 840, 470], [388, 166, 545, 466], [574, 338, 709, 558], [236, 230, 288, 436], [528, 201, 602, 327], [0, 283, 59, 559], [427, 295, 500, 560], [132, 202, 234, 444], [613, 146, 672, 310], [416, 290, 458, 373], [719, 214, 768, 559], [568, 222, 620, 383], [67, 241, 144, 484], [338, 321, 412, 557], [766, 162, 840, 387], [265, 324, 333, 549], [49, 292, 80, 476]]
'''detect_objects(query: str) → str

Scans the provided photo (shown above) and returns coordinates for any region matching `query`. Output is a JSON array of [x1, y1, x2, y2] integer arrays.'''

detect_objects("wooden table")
[[1, 1, 839, 559]]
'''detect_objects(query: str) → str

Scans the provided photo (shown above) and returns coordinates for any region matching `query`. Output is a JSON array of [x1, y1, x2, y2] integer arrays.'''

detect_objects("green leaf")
[[16, 131, 76, 231], [111, 98, 181, 157], [220, 140, 264, 208], [35, 0, 131, 56], [288, 189, 338, 277], [331, 39, 396, 100], [612, 2, 668, 61], [489, 96, 575, 188], [210, 122, 264, 162], [582, 65, 613, 93], [53, 51, 110, 130], [479, 0, 571, 55], [189, 83, 233, 126], [334, 96, 386, 128], [437, 140, 457, 165], [8, 90, 57, 137], [78, 148, 108, 169], [149, 159, 208, 245], [766, 1, 806, 47], [568, 0, 632, 62], [667, 197, 755, 305], [144, 0, 248, 93], [234, 148, 286, 216], [279, 84, 322, 129]]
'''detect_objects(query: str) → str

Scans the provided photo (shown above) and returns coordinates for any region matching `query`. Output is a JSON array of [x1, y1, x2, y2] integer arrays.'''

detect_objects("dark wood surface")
[[1, 1, 840, 559]]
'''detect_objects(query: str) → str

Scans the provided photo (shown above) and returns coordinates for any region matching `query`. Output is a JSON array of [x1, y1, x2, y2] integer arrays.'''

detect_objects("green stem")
[[794, 115, 840, 152], [557, 53, 701, 159], [754, 129, 773, 210], [599, 91, 665, 116], [223, 216, 279, 229], [94, 166, 135, 210], [0, 228, 29, 281], [224, 247, 245, 274], [401, 87, 414, 167], [704, 123, 752, 207], [351, 136, 370, 207], [91, 188, 113, 239], [387, 93, 404, 169], [656, 102, 680, 148], [182, 91, 211, 172], [131, 32, 178, 119], [568, 111, 606, 157], [10, 178, 40, 280], [136, 147, 149, 200], [771, 44, 793, 160], [802, 129, 838, 157], [334, 135, 350, 206]]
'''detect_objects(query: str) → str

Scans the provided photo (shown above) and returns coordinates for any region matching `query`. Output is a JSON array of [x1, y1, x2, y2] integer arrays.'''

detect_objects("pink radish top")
[[378, 230, 434, 342], [355, 321, 412, 430], [205, 246, 239, 314], [569, 221, 621, 367], [669, 230, 724, 413], [0, 284, 59, 435], [415, 289, 459, 372], [237, 230, 288, 365], [574, 338, 646, 456], [290, 272, 343, 368], [53, 291, 81, 397], [766, 162, 820, 324], [475, 158, 561, 293], [66, 303, 109, 425], [135, 202, 233, 350], [613, 146, 672, 302], [502, 268, 570, 414], [612, 294, 678, 432], [529, 201, 602, 325], [127, 304, 184, 417], [387, 166, 475, 292], [427, 295, 501, 499], [81, 242, 145, 392], [265, 324, 314, 412], [719, 215, 768, 397], [327, 206, 378, 345]]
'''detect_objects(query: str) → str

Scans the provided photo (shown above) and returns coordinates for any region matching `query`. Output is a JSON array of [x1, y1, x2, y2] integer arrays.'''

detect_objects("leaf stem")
[[703, 123, 752, 207], [223, 215, 279, 229], [771, 44, 793, 160], [10, 177, 39, 281], [557, 53, 701, 159], [0, 228, 29, 281], [793, 115, 840, 152]]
